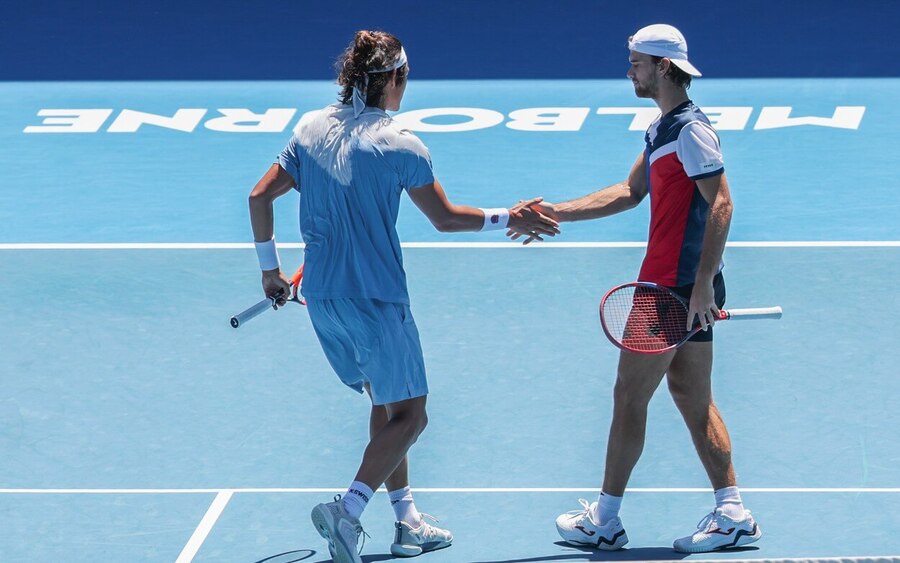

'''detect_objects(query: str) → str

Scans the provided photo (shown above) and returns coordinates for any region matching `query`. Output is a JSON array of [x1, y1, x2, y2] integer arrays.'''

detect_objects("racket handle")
[[231, 265, 303, 328], [720, 306, 782, 320], [230, 293, 279, 328]]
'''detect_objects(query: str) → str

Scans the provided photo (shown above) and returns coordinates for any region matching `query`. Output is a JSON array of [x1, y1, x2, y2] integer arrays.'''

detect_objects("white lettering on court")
[[754, 106, 866, 130], [506, 107, 591, 131], [107, 109, 208, 133], [702, 107, 754, 131], [204, 108, 297, 132], [23, 109, 114, 133], [23, 106, 868, 133], [595, 107, 662, 131], [392, 108, 505, 132]]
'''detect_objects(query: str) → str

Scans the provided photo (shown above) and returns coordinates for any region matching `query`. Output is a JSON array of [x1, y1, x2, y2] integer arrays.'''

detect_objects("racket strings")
[[603, 286, 688, 352]]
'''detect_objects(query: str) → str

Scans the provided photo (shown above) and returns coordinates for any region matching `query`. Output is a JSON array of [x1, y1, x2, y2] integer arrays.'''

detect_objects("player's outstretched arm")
[[522, 150, 649, 223], [408, 178, 559, 238]]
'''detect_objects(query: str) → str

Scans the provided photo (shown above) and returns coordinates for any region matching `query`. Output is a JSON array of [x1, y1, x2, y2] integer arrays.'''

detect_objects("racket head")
[[599, 282, 693, 354], [290, 264, 304, 287], [289, 264, 306, 305]]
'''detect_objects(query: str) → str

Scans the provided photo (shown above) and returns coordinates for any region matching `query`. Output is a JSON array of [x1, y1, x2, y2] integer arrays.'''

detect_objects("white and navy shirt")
[[639, 100, 725, 287]]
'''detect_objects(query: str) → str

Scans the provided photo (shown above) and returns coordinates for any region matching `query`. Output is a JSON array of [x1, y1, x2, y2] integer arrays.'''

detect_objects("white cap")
[[628, 24, 702, 77]]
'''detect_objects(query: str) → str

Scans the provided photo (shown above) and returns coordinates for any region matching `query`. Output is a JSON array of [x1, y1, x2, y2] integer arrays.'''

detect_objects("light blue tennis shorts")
[[305, 297, 429, 406]]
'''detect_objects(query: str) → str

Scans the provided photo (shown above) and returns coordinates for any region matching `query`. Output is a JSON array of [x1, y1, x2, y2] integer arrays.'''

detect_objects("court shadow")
[[253, 549, 316, 563], [302, 553, 395, 563], [471, 542, 758, 562], [469, 546, 681, 563]]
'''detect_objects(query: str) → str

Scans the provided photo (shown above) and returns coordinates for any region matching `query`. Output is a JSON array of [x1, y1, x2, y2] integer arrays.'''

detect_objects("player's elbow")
[[432, 218, 458, 233], [716, 196, 734, 220], [248, 189, 272, 210], [431, 212, 465, 233], [624, 186, 646, 208]]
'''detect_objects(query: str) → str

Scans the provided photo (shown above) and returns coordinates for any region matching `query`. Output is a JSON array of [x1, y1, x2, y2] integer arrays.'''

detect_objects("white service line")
[[1, 241, 900, 250], [1, 487, 898, 494], [175, 490, 233, 563]]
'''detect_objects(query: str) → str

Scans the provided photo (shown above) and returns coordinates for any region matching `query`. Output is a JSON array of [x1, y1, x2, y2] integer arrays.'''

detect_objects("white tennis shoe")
[[555, 499, 628, 550], [673, 507, 762, 553], [310, 496, 367, 563], [390, 513, 453, 557]]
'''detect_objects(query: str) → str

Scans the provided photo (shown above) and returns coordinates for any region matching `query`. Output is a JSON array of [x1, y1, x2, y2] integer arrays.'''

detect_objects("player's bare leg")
[[665, 342, 734, 489], [556, 350, 674, 549], [364, 388, 453, 557], [368, 399, 410, 491], [667, 341, 761, 553], [601, 350, 676, 495], [355, 393, 427, 490]]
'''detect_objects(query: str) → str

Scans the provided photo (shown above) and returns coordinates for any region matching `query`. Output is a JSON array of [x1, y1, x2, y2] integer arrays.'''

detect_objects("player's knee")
[[613, 377, 653, 409], [416, 410, 428, 437], [394, 405, 428, 440], [667, 379, 710, 413]]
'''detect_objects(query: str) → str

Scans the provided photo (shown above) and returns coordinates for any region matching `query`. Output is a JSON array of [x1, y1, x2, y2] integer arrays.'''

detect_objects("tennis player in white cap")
[[520, 23, 762, 553]]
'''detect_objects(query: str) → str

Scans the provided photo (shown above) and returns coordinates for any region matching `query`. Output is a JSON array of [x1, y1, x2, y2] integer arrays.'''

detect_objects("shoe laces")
[[331, 494, 370, 555], [564, 498, 593, 517], [419, 512, 440, 524], [413, 513, 441, 538], [355, 527, 371, 555], [694, 510, 718, 532]]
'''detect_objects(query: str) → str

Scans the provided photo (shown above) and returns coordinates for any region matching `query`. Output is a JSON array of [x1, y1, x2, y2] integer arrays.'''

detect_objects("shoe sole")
[[310, 504, 361, 563], [561, 533, 628, 551], [673, 527, 762, 553], [390, 541, 452, 557]]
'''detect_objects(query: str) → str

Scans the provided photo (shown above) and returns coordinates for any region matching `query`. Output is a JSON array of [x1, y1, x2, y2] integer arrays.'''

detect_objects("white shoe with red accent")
[[555, 499, 628, 550], [673, 507, 762, 553]]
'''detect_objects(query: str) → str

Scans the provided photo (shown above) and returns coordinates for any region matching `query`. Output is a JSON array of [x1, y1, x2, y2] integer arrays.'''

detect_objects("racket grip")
[[721, 306, 783, 320], [230, 295, 277, 328]]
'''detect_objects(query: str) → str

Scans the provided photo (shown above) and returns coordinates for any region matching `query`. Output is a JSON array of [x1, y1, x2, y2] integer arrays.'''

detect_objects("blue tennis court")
[[2, 3, 899, 562]]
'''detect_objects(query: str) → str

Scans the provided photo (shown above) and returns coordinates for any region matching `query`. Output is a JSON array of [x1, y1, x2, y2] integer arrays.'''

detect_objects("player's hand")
[[687, 278, 719, 331], [506, 197, 560, 245], [262, 269, 291, 308]]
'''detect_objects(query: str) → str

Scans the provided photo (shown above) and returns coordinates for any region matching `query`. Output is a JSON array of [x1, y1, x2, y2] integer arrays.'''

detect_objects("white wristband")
[[254, 238, 281, 271], [480, 208, 510, 231]]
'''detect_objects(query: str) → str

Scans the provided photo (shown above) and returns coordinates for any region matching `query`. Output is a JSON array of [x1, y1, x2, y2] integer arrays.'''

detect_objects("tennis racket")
[[599, 281, 782, 354], [230, 265, 306, 328]]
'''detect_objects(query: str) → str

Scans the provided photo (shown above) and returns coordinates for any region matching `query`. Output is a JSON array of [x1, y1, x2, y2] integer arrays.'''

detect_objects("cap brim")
[[669, 58, 702, 77]]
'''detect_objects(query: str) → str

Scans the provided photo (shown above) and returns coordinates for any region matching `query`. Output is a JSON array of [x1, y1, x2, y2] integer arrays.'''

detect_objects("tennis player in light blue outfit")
[[247, 30, 558, 563], [277, 97, 435, 406]]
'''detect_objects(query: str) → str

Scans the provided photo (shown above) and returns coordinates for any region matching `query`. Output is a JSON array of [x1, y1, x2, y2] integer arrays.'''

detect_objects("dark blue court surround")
[[3, 0, 897, 80]]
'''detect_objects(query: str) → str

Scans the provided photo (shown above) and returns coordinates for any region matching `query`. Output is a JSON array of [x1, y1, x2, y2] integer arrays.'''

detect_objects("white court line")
[[174, 489, 232, 563], [1, 487, 898, 494], [1, 241, 900, 250]]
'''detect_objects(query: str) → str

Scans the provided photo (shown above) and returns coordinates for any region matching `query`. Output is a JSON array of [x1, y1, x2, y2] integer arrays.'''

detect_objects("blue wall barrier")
[[2, 0, 896, 80]]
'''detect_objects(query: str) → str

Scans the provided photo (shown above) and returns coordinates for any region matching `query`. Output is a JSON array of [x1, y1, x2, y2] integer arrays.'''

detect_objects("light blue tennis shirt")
[[277, 103, 435, 304]]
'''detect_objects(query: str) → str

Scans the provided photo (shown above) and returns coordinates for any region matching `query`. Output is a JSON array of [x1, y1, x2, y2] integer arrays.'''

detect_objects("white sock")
[[388, 486, 422, 527], [342, 481, 374, 520], [714, 486, 745, 520], [592, 491, 623, 524]]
